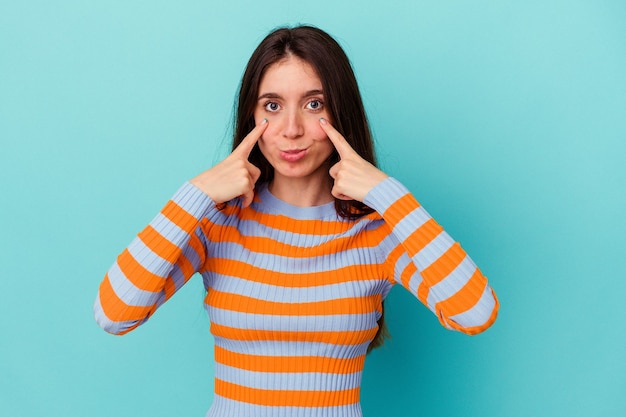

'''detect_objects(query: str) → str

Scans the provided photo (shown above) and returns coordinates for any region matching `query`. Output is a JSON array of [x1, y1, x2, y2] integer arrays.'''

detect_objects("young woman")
[[94, 25, 499, 417]]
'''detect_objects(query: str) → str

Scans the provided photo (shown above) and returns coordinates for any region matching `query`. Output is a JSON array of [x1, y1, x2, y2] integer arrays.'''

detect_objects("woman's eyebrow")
[[257, 90, 324, 100], [303, 89, 324, 97], [258, 92, 281, 100]]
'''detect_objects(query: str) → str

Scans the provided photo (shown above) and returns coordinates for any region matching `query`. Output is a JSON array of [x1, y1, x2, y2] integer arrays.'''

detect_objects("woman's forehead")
[[259, 56, 323, 96]]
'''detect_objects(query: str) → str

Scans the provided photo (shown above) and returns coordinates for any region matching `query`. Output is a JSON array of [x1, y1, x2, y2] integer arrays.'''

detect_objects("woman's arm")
[[320, 119, 498, 334], [365, 178, 499, 335], [94, 123, 268, 335], [93, 183, 213, 335]]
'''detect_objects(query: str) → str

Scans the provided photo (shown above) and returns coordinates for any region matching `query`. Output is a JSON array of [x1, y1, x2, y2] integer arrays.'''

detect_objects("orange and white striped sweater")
[[94, 177, 498, 417]]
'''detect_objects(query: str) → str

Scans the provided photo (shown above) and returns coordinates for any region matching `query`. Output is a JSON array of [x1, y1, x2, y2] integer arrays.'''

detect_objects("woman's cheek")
[[304, 118, 327, 142], [263, 124, 281, 142], [312, 125, 331, 143]]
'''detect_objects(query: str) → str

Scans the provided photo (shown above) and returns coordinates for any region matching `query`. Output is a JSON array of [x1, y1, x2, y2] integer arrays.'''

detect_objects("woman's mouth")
[[279, 148, 308, 162]]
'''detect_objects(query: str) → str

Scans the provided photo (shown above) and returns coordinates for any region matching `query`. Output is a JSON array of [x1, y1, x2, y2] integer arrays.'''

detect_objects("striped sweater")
[[94, 177, 498, 417]]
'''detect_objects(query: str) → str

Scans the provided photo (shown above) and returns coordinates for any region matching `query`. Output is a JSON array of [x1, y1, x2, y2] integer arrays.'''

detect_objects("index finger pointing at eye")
[[235, 118, 268, 157], [319, 118, 352, 158]]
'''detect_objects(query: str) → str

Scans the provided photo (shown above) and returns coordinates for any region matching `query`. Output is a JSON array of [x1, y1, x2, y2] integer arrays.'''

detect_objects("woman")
[[94, 25, 499, 417]]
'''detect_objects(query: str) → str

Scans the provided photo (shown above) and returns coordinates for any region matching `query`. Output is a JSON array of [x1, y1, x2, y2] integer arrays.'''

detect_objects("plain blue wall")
[[1, 1, 625, 416]]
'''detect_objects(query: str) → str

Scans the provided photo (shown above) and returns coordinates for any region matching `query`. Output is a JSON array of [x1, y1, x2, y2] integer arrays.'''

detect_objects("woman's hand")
[[320, 118, 388, 202], [190, 119, 268, 208]]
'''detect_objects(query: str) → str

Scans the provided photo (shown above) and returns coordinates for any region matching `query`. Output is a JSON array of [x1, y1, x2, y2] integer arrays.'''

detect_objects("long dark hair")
[[233, 25, 388, 351]]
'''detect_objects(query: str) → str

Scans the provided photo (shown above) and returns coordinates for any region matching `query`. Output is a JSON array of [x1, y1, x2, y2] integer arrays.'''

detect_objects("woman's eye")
[[264, 101, 280, 112], [306, 99, 324, 111]]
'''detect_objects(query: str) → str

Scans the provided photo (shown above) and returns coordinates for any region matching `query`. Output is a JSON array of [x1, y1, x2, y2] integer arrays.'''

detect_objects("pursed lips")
[[279, 148, 308, 162]]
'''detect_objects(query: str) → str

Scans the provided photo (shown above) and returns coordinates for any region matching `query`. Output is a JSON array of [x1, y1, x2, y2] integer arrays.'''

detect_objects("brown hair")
[[232, 25, 388, 351]]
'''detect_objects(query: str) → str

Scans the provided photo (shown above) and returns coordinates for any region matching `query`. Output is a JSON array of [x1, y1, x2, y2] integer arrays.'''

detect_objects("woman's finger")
[[234, 118, 268, 158], [319, 118, 354, 159]]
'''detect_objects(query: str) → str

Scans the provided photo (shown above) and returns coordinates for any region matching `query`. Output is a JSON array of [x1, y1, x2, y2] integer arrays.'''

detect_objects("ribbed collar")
[[254, 182, 338, 221]]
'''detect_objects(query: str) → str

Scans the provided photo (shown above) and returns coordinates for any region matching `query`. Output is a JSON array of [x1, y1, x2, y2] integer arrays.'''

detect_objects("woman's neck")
[[268, 173, 334, 207]]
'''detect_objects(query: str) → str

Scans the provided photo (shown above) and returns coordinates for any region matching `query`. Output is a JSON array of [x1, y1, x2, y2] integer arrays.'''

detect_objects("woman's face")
[[254, 56, 334, 184]]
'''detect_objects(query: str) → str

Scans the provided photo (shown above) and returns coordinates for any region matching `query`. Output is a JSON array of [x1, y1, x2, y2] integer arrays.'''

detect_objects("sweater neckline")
[[255, 183, 338, 220]]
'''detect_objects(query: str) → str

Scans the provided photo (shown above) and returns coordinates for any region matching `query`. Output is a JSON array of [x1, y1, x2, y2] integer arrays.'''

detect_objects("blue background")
[[1, 1, 625, 416]]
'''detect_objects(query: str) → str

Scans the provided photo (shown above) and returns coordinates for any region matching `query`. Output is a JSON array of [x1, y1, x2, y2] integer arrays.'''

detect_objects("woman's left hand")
[[320, 118, 388, 202]]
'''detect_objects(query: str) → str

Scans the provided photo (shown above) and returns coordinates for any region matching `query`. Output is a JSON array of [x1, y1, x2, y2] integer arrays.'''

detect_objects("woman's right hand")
[[190, 119, 268, 208]]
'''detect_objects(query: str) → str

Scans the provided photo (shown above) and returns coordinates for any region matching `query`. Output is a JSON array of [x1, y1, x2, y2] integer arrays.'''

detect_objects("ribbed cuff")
[[170, 181, 216, 220], [363, 177, 411, 214]]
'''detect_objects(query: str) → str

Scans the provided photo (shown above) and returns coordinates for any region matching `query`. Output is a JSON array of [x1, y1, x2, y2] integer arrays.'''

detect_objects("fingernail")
[[262, 118, 268, 124], [319, 117, 327, 125]]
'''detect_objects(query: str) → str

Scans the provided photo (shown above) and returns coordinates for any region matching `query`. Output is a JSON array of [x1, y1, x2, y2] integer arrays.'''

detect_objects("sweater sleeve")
[[364, 177, 499, 335], [93, 182, 216, 335]]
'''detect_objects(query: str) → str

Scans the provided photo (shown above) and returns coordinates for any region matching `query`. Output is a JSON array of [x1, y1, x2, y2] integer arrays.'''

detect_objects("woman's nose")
[[282, 110, 304, 139]]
